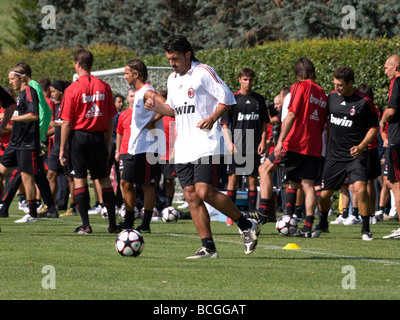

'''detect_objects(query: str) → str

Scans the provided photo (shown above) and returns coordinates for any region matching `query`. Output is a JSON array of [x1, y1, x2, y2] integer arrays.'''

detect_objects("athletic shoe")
[[245, 210, 268, 225], [135, 224, 151, 233], [37, 205, 48, 215], [88, 205, 102, 215], [45, 210, 59, 218], [0, 203, 9, 218], [374, 210, 383, 222], [343, 216, 362, 225], [60, 207, 77, 217], [362, 232, 374, 241], [107, 225, 121, 234], [311, 225, 328, 238], [15, 214, 39, 223], [289, 229, 311, 238], [382, 228, 400, 239], [73, 225, 92, 234], [383, 213, 399, 221], [331, 215, 346, 224], [370, 216, 378, 225], [18, 200, 29, 214], [241, 219, 258, 255], [186, 247, 219, 259]]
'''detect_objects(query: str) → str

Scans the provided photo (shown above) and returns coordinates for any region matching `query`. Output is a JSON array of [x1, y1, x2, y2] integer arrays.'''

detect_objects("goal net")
[[73, 66, 172, 97]]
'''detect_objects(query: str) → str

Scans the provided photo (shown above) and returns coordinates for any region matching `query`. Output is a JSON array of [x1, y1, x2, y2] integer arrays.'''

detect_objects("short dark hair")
[[15, 62, 32, 78], [163, 35, 198, 62], [38, 77, 51, 91], [238, 67, 255, 78], [333, 66, 354, 84], [126, 59, 148, 83], [294, 57, 316, 80], [113, 93, 125, 102], [73, 49, 93, 71], [357, 83, 374, 101]]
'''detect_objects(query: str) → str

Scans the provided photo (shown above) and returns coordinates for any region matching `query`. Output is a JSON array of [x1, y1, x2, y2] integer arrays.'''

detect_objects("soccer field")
[[1, 200, 400, 303]]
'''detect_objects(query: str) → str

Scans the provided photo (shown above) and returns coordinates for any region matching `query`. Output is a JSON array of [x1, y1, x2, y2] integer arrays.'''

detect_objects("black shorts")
[[47, 153, 71, 176], [1, 148, 39, 174], [321, 158, 367, 191], [268, 148, 322, 183], [121, 153, 159, 185], [226, 153, 261, 176], [118, 154, 127, 173], [160, 162, 177, 180], [387, 145, 400, 183], [366, 148, 381, 180], [69, 130, 108, 180], [175, 156, 219, 188]]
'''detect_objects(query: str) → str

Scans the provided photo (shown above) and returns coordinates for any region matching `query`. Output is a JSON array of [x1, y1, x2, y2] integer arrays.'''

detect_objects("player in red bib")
[[257, 57, 328, 238], [59, 49, 119, 234]]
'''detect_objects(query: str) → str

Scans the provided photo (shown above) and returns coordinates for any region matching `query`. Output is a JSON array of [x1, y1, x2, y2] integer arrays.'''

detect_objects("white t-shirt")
[[127, 83, 165, 155], [166, 61, 236, 163]]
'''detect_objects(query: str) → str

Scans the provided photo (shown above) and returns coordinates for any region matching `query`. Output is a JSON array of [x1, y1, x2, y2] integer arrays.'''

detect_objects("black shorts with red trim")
[[175, 156, 219, 188], [160, 161, 177, 180], [69, 130, 108, 180], [321, 157, 367, 191], [387, 145, 400, 183], [268, 148, 321, 183], [366, 148, 381, 180], [1, 148, 39, 174], [121, 153, 160, 185]]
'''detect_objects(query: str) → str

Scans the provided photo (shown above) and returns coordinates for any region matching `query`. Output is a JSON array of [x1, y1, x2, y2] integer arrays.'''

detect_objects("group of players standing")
[[0, 35, 399, 259]]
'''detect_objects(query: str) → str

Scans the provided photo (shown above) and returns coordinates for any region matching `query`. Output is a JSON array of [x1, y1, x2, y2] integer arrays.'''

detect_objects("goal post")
[[73, 66, 172, 97]]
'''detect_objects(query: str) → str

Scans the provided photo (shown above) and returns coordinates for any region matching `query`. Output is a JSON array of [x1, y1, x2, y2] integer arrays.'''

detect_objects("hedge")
[[0, 37, 399, 107]]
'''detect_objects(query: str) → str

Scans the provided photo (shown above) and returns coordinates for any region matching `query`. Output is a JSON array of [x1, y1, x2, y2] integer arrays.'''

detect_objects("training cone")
[[283, 243, 301, 250]]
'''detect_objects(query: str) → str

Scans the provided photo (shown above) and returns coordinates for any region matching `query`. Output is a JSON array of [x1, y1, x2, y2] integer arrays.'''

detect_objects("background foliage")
[[0, 38, 398, 107]]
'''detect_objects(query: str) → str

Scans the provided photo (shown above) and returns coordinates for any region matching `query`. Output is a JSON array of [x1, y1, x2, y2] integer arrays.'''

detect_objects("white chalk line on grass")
[[13, 215, 400, 266]]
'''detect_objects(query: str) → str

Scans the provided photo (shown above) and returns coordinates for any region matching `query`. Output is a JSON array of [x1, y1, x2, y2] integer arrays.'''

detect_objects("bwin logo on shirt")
[[237, 112, 259, 121], [330, 114, 353, 127], [85, 103, 102, 118], [175, 102, 195, 115]]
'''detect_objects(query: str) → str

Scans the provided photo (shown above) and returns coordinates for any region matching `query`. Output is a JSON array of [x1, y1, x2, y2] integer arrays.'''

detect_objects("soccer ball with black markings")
[[161, 206, 179, 223], [276, 215, 298, 236], [115, 229, 144, 257]]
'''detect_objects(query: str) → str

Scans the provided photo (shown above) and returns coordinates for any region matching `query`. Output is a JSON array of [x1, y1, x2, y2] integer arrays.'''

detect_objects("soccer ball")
[[276, 215, 298, 236], [119, 206, 139, 220], [238, 218, 261, 237], [115, 229, 144, 257], [161, 206, 179, 223]]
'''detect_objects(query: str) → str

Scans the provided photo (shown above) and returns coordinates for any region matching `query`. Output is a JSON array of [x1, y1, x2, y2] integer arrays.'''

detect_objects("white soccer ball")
[[276, 215, 298, 236], [115, 229, 144, 257], [161, 206, 179, 223], [238, 218, 261, 237], [119, 206, 139, 220]]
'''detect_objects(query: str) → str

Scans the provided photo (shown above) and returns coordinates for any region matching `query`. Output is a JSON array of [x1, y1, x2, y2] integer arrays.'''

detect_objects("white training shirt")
[[127, 83, 165, 155], [166, 61, 236, 164]]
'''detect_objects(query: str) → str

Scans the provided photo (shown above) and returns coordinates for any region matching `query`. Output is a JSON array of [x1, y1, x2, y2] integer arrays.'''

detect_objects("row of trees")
[[10, 0, 400, 55]]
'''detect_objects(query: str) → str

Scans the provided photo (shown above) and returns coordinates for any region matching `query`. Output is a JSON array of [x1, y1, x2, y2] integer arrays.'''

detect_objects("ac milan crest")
[[188, 88, 195, 99], [350, 106, 355, 116]]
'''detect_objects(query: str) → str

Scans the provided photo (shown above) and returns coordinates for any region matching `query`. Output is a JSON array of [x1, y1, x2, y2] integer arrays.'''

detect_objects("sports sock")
[[142, 209, 153, 228], [124, 210, 135, 229], [342, 208, 349, 219], [74, 187, 90, 228], [248, 190, 257, 212], [236, 214, 252, 231], [285, 188, 296, 217], [27, 199, 37, 218], [226, 189, 237, 204], [302, 215, 315, 232], [352, 207, 359, 218], [102, 187, 116, 227], [258, 198, 270, 216], [201, 238, 216, 251], [319, 210, 329, 228], [361, 215, 370, 234]]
